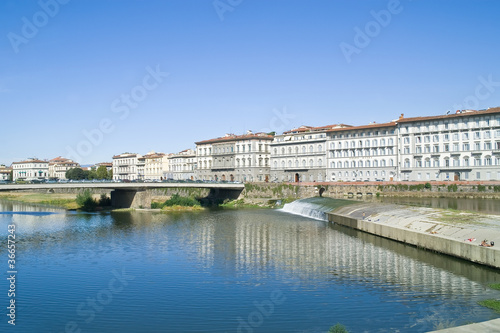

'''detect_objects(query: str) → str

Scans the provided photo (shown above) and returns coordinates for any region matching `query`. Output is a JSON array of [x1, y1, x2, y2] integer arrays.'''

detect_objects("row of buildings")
[[5, 107, 500, 183], [2, 157, 112, 182], [111, 108, 500, 183]]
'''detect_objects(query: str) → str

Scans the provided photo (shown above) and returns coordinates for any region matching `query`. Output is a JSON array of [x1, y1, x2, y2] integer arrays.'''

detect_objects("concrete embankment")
[[428, 318, 500, 332], [327, 202, 500, 269]]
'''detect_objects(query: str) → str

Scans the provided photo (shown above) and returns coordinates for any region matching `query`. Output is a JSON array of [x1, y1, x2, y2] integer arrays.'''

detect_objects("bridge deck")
[[0, 183, 245, 191]]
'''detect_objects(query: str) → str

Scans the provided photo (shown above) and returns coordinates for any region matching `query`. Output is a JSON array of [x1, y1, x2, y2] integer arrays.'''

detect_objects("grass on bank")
[[220, 199, 264, 209], [0, 192, 79, 209], [478, 299, 500, 313], [151, 194, 204, 211], [489, 284, 500, 291], [477, 284, 500, 313]]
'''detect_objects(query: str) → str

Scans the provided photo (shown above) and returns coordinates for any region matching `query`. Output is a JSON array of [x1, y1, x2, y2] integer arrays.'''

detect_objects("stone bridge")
[[0, 183, 245, 208]]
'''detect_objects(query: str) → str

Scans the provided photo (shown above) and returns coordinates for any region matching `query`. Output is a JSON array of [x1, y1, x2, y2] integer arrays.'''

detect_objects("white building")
[[0, 165, 11, 181], [397, 108, 500, 181], [112, 153, 143, 181], [196, 131, 273, 182], [92, 162, 113, 172], [144, 151, 169, 181], [48, 157, 80, 180], [271, 125, 350, 183], [168, 149, 197, 181], [12, 158, 49, 181], [326, 122, 398, 182]]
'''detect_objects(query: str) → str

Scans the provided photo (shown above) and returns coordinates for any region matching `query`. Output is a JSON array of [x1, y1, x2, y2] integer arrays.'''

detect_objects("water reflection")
[[2, 201, 499, 332]]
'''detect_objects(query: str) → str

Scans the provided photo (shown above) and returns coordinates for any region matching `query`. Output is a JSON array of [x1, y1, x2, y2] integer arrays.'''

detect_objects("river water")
[[1, 199, 500, 333]]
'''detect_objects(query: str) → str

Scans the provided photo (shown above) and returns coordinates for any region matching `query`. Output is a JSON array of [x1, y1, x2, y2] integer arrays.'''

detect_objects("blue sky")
[[1, 0, 500, 164]]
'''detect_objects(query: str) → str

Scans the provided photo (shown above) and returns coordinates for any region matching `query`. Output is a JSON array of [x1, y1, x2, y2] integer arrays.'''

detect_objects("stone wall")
[[239, 182, 500, 200]]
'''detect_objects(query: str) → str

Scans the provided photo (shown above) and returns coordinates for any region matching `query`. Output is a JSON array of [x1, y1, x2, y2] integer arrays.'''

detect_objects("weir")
[[281, 197, 356, 221], [281, 197, 500, 269]]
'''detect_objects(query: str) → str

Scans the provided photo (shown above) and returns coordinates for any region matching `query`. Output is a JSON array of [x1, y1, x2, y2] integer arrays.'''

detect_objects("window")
[[433, 145, 439, 153], [433, 135, 439, 142], [416, 146, 422, 154], [444, 144, 449, 152], [474, 142, 481, 151], [452, 133, 459, 141], [484, 142, 492, 150], [474, 157, 481, 166], [453, 143, 459, 152], [474, 132, 481, 139], [462, 132, 469, 140], [463, 143, 470, 151], [444, 134, 449, 141], [464, 157, 469, 166], [403, 137, 409, 144], [485, 156, 492, 166]]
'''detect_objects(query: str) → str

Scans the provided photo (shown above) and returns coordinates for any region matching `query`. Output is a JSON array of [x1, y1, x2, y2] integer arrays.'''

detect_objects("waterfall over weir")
[[281, 197, 355, 221]]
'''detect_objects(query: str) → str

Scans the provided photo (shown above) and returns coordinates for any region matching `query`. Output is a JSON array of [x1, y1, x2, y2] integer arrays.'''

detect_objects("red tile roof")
[[397, 107, 500, 123], [12, 159, 48, 164], [112, 153, 138, 159], [326, 121, 397, 133], [195, 132, 274, 145], [283, 124, 352, 134]]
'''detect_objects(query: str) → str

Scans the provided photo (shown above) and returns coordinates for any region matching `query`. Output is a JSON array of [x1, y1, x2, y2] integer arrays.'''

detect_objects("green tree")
[[66, 168, 87, 180], [87, 169, 97, 180], [96, 165, 108, 179], [107, 169, 113, 180]]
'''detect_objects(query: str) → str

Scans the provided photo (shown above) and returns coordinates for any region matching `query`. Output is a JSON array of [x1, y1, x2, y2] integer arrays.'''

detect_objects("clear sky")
[[1, 0, 500, 164]]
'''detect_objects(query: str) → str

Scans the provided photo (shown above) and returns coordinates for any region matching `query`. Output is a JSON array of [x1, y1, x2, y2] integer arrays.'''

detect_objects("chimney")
[[399, 113, 404, 119]]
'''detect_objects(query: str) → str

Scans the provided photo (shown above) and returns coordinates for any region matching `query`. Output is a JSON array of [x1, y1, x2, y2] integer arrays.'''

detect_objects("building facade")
[[326, 122, 398, 182], [270, 125, 350, 182], [397, 108, 500, 181], [195, 132, 273, 182], [143, 151, 169, 180], [167, 149, 197, 181], [12, 158, 49, 181], [48, 157, 80, 180], [112, 153, 143, 181], [0, 165, 11, 181]]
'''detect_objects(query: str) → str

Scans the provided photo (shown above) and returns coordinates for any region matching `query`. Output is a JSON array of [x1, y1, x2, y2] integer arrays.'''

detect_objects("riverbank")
[[241, 181, 500, 201], [0, 192, 80, 209], [327, 202, 500, 269]]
